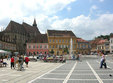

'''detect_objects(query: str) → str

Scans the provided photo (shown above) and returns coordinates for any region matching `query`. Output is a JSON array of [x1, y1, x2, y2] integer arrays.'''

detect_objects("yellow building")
[[76, 38, 91, 54], [47, 30, 77, 55]]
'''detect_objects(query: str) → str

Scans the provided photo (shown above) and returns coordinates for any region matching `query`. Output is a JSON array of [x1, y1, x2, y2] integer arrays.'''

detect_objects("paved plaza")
[[0, 55, 113, 83]]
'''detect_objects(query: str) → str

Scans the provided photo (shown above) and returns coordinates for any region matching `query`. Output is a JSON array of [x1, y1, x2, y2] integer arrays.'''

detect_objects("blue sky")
[[57, 0, 113, 19], [0, 0, 113, 40]]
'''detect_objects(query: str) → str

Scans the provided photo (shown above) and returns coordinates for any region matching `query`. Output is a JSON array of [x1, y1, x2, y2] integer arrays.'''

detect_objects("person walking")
[[100, 53, 107, 69], [11, 56, 15, 69], [76, 54, 80, 60], [25, 56, 30, 67], [18, 55, 23, 71], [14, 56, 17, 68]]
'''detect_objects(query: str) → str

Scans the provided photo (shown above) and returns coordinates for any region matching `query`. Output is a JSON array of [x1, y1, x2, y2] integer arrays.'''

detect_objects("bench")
[[0, 62, 7, 67]]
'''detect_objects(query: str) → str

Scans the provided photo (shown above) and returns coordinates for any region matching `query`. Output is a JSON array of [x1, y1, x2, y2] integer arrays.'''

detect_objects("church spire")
[[33, 18, 37, 27]]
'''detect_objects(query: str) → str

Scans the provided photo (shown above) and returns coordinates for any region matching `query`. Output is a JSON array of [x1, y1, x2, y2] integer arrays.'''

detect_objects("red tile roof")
[[97, 39, 108, 44], [90, 38, 101, 44], [77, 38, 89, 43]]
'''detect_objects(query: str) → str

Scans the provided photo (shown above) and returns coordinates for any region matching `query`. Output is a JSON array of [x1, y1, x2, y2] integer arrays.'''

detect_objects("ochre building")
[[76, 38, 91, 55], [47, 30, 77, 55]]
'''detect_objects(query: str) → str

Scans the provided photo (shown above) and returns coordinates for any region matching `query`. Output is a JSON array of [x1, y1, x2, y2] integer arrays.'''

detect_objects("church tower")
[[33, 18, 37, 27]]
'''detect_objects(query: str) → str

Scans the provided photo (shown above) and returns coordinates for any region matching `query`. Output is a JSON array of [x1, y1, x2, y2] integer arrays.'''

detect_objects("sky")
[[0, 0, 113, 40]]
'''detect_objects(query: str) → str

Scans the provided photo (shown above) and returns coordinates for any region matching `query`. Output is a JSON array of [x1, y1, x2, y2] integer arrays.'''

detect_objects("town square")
[[0, 0, 113, 83]]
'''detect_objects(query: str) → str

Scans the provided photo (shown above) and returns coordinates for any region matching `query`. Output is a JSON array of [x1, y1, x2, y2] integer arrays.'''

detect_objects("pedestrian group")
[[10, 54, 30, 71]]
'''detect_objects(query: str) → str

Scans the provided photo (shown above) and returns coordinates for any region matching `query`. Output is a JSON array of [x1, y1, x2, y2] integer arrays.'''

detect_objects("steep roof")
[[22, 22, 41, 35], [77, 38, 89, 43], [28, 34, 48, 43], [33, 18, 37, 27], [4, 21, 26, 34], [3, 20, 41, 35], [47, 30, 76, 37]]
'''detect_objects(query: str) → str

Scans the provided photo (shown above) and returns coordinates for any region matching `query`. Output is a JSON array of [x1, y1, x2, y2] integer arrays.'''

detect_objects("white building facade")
[[110, 37, 113, 53]]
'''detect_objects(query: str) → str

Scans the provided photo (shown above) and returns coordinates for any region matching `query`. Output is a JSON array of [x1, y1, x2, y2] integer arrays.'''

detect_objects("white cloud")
[[0, 0, 76, 20], [91, 5, 98, 10], [89, 5, 98, 15], [50, 14, 113, 40], [67, 7, 72, 11], [0, 0, 112, 40], [89, 0, 104, 3], [0, 0, 76, 32], [99, 0, 104, 2], [0, 0, 76, 31]]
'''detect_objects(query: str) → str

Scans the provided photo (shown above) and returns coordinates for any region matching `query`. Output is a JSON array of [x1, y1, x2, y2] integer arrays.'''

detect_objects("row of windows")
[[49, 45, 76, 49], [97, 46, 104, 50], [111, 39, 113, 44], [111, 46, 113, 49], [77, 44, 90, 49], [49, 45, 69, 49], [28, 45, 48, 49], [49, 39, 76, 43], [29, 51, 47, 55]]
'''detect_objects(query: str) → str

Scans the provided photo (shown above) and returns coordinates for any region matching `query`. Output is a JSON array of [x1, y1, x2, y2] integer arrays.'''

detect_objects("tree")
[[96, 34, 110, 40], [50, 49, 54, 54], [63, 46, 69, 54]]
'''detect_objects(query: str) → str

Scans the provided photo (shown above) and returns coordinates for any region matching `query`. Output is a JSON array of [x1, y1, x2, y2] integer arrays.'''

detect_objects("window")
[[62, 45, 64, 48], [64, 45, 66, 48], [53, 45, 54, 48], [59, 40, 61, 43], [33, 52, 36, 55], [74, 45, 76, 48], [111, 46, 113, 49], [78, 44, 80, 48], [59, 45, 61, 48], [56, 40, 58, 43], [37, 52, 39, 54], [40, 45, 42, 48], [53, 40, 54, 42], [29, 45, 31, 48], [74, 40, 76, 43], [49, 45, 51, 48], [56, 45, 59, 48], [33, 45, 35, 48], [49, 40, 51, 43], [62, 40, 64, 43], [83, 44, 86, 48], [37, 45, 38, 48], [68, 45, 70, 48], [88, 45, 91, 48], [45, 45, 47, 48]]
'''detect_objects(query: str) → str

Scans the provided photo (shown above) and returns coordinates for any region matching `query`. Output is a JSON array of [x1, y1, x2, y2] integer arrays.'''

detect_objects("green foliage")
[[63, 46, 69, 54], [50, 49, 54, 54], [96, 35, 110, 40]]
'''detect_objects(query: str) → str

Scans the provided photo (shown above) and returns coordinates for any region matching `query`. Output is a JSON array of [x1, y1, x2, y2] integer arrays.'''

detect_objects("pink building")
[[26, 34, 48, 55]]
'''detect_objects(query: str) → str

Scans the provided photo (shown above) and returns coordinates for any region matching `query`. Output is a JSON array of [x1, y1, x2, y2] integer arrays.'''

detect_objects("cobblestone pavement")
[[28, 55, 113, 83]]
